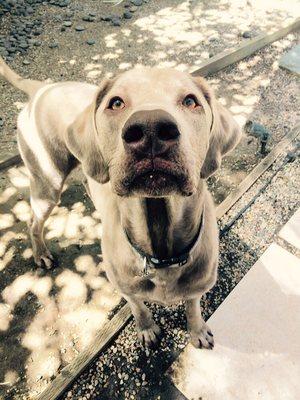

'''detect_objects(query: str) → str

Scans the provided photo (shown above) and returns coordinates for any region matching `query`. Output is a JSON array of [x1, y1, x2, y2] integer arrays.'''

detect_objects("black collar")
[[124, 207, 205, 273]]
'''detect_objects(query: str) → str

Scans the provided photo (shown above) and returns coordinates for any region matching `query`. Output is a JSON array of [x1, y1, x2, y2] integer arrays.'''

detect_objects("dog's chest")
[[138, 267, 185, 305]]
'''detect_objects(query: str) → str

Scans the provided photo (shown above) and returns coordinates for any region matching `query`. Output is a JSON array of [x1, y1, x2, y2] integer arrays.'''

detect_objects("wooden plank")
[[191, 18, 300, 77], [216, 124, 300, 219], [36, 304, 132, 400], [0, 153, 22, 171]]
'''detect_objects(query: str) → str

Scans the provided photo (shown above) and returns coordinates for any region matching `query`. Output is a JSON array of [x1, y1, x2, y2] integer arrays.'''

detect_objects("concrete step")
[[279, 207, 300, 250], [168, 241, 300, 400]]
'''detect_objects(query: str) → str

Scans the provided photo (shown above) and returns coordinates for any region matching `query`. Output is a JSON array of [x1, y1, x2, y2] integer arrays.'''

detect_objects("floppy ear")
[[66, 79, 112, 183], [193, 77, 242, 179]]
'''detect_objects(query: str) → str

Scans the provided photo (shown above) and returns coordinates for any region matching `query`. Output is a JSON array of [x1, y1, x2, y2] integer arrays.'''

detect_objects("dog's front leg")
[[124, 295, 161, 348], [186, 297, 214, 349]]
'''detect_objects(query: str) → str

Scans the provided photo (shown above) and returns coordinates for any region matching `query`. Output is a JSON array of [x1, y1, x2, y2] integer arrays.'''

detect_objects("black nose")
[[122, 109, 180, 156]]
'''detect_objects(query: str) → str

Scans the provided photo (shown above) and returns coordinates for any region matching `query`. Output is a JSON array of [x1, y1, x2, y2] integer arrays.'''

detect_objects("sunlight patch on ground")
[[0, 166, 121, 396]]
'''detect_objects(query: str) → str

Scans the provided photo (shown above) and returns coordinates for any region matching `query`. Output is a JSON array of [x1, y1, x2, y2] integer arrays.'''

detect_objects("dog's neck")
[[120, 182, 205, 259]]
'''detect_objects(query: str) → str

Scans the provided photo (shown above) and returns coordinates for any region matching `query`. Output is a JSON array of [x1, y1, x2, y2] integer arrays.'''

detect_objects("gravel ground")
[[205, 32, 299, 203], [57, 146, 299, 400]]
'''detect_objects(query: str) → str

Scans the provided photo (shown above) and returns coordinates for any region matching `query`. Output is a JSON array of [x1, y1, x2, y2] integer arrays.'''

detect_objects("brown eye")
[[108, 97, 125, 110], [182, 95, 199, 109]]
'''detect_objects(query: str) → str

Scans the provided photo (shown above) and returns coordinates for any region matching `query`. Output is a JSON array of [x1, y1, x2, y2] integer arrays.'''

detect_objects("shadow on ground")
[[0, 166, 120, 399]]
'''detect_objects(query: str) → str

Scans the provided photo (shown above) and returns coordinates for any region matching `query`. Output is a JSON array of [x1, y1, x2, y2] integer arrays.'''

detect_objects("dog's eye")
[[182, 95, 199, 109], [108, 97, 125, 110]]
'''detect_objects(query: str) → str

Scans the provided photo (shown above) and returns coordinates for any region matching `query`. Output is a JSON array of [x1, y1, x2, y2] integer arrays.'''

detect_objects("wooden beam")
[[191, 18, 300, 77], [216, 124, 300, 219], [36, 124, 299, 400], [0, 153, 22, 171]]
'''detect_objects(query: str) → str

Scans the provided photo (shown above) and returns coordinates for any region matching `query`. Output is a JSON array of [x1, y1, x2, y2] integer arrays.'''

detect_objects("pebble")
[[19, 42, 29, 49], [33, 28, 43, 36], [82, 15, 95, 22], [22, 59, 30, 65], [242, 30, 253, 39], [123, 11, 133, 19], [131, 0, 143, 5], [49, 42, 59, 48], [86, 39, 95, 45], [75, 26, 85, 32], [111, 17, 121, 26], [101, 15, 112, 22], [63, 21, 72, 27]]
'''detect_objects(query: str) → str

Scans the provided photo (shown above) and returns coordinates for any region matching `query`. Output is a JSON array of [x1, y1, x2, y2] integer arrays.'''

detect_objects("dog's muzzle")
[[122, 109, 180, 158]]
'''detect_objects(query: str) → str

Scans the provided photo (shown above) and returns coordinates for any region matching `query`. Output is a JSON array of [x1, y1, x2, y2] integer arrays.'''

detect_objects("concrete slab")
[[279, 44, 300, 75], [168, 243, 300, 400], [279, 207, 300, 250]]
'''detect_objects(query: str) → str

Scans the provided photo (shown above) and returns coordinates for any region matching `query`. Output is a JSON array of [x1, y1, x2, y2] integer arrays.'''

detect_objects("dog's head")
[[68, 68, 241, 197]]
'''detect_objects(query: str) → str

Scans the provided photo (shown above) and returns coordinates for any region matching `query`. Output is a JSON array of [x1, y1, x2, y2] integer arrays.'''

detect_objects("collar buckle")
[[178, 257, 188, 267]]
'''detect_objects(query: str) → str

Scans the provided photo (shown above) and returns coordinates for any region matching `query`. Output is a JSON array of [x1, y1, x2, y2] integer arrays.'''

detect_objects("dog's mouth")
[[120, 158, 193, 197]]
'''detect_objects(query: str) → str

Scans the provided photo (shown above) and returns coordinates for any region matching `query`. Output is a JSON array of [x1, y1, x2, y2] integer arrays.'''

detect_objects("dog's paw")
[[34, 250, 56, 269], [190, 322, 214, 350], [137, 323, 161, 348]]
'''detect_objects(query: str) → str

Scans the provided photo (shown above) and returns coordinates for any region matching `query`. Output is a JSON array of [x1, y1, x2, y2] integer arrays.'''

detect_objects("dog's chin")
[[115, 171, 194, 197]]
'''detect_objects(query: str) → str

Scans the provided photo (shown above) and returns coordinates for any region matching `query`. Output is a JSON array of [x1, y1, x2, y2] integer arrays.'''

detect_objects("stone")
[[49, 42, 59, 48], [75, 25, 85, 31], [33, 28, 42, 36], [111, 17, 121, 26], [242, 30, 252, 39], [63, 21, 72, 27], [131, 0, 142, 5], [123, 11, 133, 19], [86, 39, 95, 45], [19, 42, 29, 49], [279, 44, 300, 76], [22, 59, 30, 65], [82, 15, 95, 22], [101, 15, 112, 22]]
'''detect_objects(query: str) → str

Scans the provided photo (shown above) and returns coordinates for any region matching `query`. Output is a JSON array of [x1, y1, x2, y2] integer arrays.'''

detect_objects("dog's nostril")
[[157, 122, 180, 142], [123, 124, 144, 144]]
